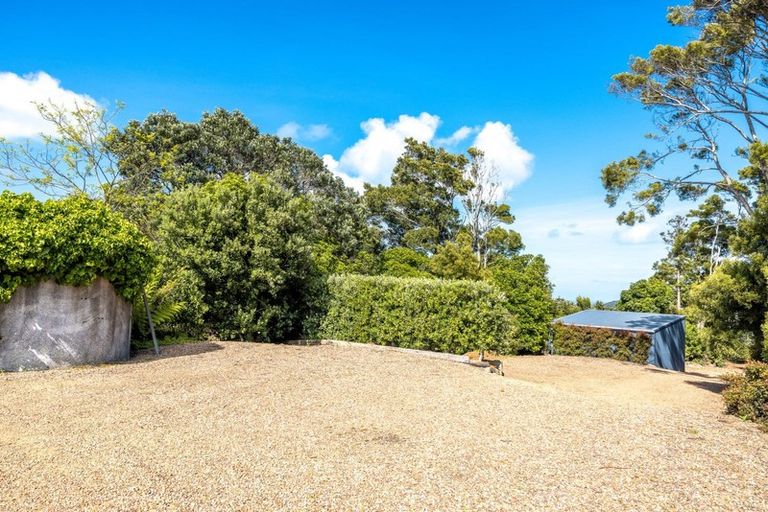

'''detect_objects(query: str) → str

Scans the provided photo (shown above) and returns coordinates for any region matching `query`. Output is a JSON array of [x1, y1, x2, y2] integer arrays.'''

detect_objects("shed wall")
[[647, 321, 686, 372]]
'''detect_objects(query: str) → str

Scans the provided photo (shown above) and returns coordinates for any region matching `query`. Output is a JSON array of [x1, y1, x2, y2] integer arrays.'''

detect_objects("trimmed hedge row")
[[319, 274, 516, 355], [551, 323, 652, 364]]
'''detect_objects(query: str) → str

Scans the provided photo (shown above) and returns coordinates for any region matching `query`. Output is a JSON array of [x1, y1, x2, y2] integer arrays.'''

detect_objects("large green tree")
[[489, 254, 554, 353], [155, 174, 324, 341], [429, 232, 485, 281], [109, 108, 372, 258], [461, 148, 522, 266], [653, 195, 737, 308], [690, 193, 768, 360], [689, 258, 767, 360], [616, 278, 676, 314], [364, 138, 472, 252], [601, 1, 768, 224]]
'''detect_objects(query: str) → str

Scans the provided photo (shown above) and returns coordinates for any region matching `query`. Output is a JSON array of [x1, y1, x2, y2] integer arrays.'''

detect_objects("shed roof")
[[553, 309, 684, 334]]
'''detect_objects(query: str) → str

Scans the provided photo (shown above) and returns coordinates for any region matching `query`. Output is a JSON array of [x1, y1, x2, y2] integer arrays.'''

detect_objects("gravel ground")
[[1, 342, 766, 511], [489, 354, 736, 412]]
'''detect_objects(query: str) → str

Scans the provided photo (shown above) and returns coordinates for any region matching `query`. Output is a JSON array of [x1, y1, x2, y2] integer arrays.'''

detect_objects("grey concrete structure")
[[0, 278, 132, 371]]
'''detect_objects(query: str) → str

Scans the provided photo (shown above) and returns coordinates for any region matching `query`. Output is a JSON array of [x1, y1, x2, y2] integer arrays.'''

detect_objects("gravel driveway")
[[1, 342, 766, 511]]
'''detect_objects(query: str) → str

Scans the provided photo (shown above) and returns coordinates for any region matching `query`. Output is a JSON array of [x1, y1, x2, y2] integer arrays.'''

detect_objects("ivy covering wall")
[[551, 323, 652, 364], [0, 191, 153, 302]]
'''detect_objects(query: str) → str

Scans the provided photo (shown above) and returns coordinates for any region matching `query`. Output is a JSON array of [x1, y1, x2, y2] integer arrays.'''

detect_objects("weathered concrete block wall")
[[0, 278, 132, 371]]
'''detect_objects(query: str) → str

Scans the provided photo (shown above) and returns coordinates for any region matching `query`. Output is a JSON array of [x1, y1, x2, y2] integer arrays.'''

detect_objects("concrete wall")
[[0, 278, 132, 371]]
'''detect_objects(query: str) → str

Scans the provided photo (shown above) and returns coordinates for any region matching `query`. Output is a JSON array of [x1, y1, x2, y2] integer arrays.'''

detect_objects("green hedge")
[[319, 274, 515, 354], [723, 362, 768, 430], [551, 323, 652, 364], [0, 191, 153, 302]]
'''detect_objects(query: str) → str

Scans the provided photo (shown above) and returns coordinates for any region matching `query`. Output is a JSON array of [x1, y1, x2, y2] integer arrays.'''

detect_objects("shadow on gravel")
[[644, 367, 720, 380], [126, 342, 224, 364], [684, 379, 728, 394]]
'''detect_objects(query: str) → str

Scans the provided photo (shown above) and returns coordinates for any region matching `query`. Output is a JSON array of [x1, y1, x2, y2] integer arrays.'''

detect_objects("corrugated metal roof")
[[553, 309, 685, 333]]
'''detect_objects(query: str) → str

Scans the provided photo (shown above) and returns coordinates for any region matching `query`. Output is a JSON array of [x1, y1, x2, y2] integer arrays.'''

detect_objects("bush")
[[616, 278, 675, 314], [131, 261, 208, 342], [552, 324, 652, 364], [685, 318, 751, 365], [723, 362, 768, 430], [155, 174, 324, 341], [320, 274, 515, 355], [0, 191, 153, 302], [489, 255, 553, 354]]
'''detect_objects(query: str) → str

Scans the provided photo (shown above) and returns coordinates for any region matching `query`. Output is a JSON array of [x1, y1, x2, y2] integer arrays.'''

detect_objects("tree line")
[[0, 105, 556, 351], [602, 0, 768, 363]]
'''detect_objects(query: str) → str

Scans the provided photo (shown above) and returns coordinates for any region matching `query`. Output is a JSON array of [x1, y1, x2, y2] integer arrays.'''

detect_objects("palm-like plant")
[[132, 269, 186, 340]]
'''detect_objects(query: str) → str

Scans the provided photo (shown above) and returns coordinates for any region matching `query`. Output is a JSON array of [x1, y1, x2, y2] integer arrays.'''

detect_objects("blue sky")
[[2, 1, 696, 300]]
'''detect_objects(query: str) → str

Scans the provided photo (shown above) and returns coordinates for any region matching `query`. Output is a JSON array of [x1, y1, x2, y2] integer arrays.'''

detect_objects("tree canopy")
[[602, 0, 768, 224], [2, 101, 557, 353], [616, 278, 676, 314], [364, 138, 472, 252]]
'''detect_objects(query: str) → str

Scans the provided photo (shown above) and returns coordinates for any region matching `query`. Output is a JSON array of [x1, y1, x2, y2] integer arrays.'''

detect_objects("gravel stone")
[[1, 342, 766, 511]]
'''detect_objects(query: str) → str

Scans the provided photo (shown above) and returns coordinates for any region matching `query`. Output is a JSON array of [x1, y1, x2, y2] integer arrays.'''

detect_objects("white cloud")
[[514, 198, 689, 301], [435, 126, 474, 146], [276, 121, 300, 139], [304, 124, 331, 141], [330, 113, 440, 186], [277, 121, 332, 142], [618, 222, 658, 244], [323, 153, 366, 192], [326, 113, 534, 196], [0, 71, 96, 139], [472, 121, 534, 195]]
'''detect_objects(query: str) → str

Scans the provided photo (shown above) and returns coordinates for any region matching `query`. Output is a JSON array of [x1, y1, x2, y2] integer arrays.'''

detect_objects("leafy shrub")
[[552, 324, 652, 364], [155, 174, 324, 341], [380, 247, 432, 278], [616, 277, 675, 314], [320, 274, 516, 354], [685, 318, 751, 365], [131, 261, 206, 341], [0, 191, 153, 302], [723, 362, 768, 430], [489, 255, 553, 354]]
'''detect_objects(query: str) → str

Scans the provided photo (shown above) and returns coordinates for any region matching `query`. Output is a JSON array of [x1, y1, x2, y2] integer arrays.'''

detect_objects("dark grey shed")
[[553, 310, 686, 371]]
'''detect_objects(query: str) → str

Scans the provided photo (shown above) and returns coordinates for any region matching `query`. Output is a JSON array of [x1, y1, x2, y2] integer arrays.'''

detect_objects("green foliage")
[[429, 232, 484, 280], [684, 316, 751, 364], [689, 259, 767, 360], [380, 247, 432, 278], [0, 191, 153, 302], [489, 255, 553, 353], [131, 263, 204, 340], [552, 324, 653, 365], [617, 278, 675, 314], [602, 1, 768, 223], [109, 108, 372, 260], [483, 227, 524, 264], [723, 362, 768, 430], [320, 274, 516, 355], [551, 297, 581, 318], [653, 196, 738, 310], [461, 147, 522, 266], [155, 174, 324, 341], [1, 102, 123, 203], [364, 138, 472, 251], [575, 296, 592, 310]]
